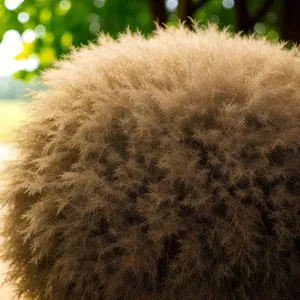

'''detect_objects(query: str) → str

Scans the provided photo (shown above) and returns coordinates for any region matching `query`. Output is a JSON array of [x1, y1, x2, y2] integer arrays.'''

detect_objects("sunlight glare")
[[0, 29, 39, 76], [4, 0, 24, 10], [22, 29, 36, 43]]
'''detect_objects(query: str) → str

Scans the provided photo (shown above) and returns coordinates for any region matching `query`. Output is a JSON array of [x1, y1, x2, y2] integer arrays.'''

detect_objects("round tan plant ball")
[[1, 21, 300, 300]]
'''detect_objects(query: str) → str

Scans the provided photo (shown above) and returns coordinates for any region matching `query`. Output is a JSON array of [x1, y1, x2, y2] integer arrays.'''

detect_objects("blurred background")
[[0, 0, 299, 104], [0, 0, 297, 141], [1, 0, 299, 165], [1, 0, 298, 81]]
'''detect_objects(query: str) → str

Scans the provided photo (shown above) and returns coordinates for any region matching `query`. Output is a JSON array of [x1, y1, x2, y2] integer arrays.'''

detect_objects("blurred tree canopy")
[[0, 0, 298, 81]]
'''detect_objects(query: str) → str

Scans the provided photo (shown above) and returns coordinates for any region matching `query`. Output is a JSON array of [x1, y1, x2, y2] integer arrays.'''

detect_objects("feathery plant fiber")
[[1, 21, 300, 300]]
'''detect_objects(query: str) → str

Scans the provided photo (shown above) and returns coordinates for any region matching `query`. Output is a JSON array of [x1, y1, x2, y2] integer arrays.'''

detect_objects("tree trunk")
[[234, 0, 250, 32], [148, 0, 168, 29], [178, 0, 191, 21], [281, 0, 300, 44]]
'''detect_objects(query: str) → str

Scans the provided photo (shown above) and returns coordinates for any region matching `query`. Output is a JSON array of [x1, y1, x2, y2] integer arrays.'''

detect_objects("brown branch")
[[148, 0, 168, 29]]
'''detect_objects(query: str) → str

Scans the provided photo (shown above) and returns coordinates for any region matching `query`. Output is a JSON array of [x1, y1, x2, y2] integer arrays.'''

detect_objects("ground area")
[[0, 101, 25, 299], [0, 144, 17, 300], [0, 101, 26, 142]]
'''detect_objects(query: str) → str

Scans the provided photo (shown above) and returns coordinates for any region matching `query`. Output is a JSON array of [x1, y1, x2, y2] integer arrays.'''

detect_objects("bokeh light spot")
[[268, 30, 279, 41], [222, 0, 234, 9], [254, 22, 266, 35], [209, 15, 220, 24], [88, 13, 99, 23], [35, 25, 46, 38], [24, 55, 39, 71], [165, 0, 178, 12], [3, 29, 21, 42], [4, 0, 23, 10], [94, 0, 105, 8], [59, 0, 71, 11], [60, 32, 73, 48], [39, 47, 56, 66], [39, 8, 52, 23], [89, 22, 101, 34], [22, 29, 36, 43], [18, 12, 30, 23]]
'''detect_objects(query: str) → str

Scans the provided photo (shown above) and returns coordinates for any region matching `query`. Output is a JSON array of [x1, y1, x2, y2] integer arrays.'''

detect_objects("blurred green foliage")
[[0, 0, 152, 80], [0, 0, 282, 81]]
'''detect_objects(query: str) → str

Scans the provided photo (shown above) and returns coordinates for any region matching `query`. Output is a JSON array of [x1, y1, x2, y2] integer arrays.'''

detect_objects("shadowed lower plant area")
[[1, 21, 300, 300]]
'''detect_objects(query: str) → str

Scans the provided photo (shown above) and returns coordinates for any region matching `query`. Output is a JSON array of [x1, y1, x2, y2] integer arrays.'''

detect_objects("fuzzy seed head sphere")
[[2, 22, 300, 300]]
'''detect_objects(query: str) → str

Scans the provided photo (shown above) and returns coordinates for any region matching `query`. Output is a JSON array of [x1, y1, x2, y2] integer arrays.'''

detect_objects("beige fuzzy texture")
[[1, 21, 300, 299]]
